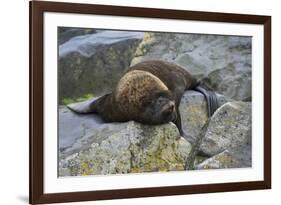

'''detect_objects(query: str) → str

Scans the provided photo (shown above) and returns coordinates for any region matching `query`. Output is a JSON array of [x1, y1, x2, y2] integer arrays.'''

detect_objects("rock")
[[131, 32, 251, 101], [195, 145, 251, 169], [58, 27, 97, 45], [59, 119, 192, 176], [199, 101, 251, 157], [179, 91, 229, 143], [59, 31, 144, 58], [58, 30, 143, 103], [58, 106, 104, 154], [193, 155, 208, 167], [201, 66, 252, 102]]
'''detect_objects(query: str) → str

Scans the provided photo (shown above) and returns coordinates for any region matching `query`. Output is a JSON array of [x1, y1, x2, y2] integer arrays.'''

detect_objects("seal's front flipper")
[[67, 97, 98, 114], [67, 94, 110, 114]]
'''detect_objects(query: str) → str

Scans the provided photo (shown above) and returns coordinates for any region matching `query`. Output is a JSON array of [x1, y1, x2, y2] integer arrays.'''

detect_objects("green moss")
[[63, 93, 95, 105], [63, 98, 76, 105], [76, 93, 94, 102]]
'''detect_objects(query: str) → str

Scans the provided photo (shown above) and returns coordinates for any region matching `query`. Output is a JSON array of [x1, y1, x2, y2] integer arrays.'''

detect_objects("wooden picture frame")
[[30, 0, 271, 204]]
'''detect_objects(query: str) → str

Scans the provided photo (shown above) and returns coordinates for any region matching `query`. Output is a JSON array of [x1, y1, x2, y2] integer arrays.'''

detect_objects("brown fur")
[[128, 60, 198, 104], [115, 70, 169, 119]]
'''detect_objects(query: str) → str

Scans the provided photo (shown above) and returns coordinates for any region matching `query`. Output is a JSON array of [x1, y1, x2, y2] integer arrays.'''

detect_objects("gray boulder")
[[58, 106, 104, 154], [201, 66, 252, 101], [58, 30, 143, 103], [59, 120, 192, 176], [199, 101, 252, 157], [195, 150, 251, 169], [194, 140, 252, 169], [58, 27, 97, 45]]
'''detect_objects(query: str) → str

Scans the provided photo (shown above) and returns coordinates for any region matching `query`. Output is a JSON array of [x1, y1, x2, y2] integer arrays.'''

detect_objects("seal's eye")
[[156, 97, 167, 106], [142, 99, 153, 107], [156, 98, 162, 104]]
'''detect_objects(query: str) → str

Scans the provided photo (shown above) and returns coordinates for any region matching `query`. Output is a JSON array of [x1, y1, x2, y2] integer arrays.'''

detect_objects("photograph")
[[29, 1, 271, 203], [58, 27, 252, 177]]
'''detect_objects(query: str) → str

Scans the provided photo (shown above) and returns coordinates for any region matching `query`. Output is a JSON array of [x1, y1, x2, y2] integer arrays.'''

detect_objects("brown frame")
[[30, 0, 271, 204]]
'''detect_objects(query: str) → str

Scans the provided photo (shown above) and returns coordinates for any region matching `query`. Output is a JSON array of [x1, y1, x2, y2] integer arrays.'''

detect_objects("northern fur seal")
[[68, 60, 219, 138]]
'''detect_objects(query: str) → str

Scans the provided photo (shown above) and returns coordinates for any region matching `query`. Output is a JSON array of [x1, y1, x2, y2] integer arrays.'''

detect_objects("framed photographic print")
[[29, 0, 271, 204]]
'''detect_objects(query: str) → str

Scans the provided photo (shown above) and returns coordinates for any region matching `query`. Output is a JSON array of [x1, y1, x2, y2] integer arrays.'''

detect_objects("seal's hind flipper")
[[209, 89, 219, 116], [67, 94, 110, 114], [194, 86, 219, 117]]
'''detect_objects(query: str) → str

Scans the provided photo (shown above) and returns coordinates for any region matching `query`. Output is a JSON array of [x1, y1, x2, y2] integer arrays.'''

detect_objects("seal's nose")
[[163, 101, 175, 115], [168, 102, 175, 112]]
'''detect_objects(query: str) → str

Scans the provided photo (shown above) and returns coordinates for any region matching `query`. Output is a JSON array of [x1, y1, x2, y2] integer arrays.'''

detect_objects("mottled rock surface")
[[59, 121, 192, 176], [199, 101, 251, 157], [195, 101, 252, 169], [58, 106, 104, 154], [195, 142, 251, 169], [196, 150, 239, 169]]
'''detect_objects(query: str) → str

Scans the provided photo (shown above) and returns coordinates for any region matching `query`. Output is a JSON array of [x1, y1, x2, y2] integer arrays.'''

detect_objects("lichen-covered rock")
[[199, 101, 251, 157], [193, 155, 208, 167], [59, 120, 192, 176], [179, 91, 228, 143], [195, 148, 250, 169], [58, 30, 143, 103], [195, 141, 251, 169], [131, 32, 251, 101]]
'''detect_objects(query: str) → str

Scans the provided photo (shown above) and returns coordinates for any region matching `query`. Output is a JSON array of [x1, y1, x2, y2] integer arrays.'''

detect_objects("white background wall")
[[0, 0, 279, 204]]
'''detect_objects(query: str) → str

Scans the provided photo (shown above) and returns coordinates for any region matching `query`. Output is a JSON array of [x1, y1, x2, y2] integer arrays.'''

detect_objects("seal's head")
[[139, 90, 177, 125], [115, 70, 177, 124]]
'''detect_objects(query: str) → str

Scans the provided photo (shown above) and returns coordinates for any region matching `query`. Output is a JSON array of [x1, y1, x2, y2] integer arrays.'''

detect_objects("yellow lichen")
[[80, 161, 94, 176]]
